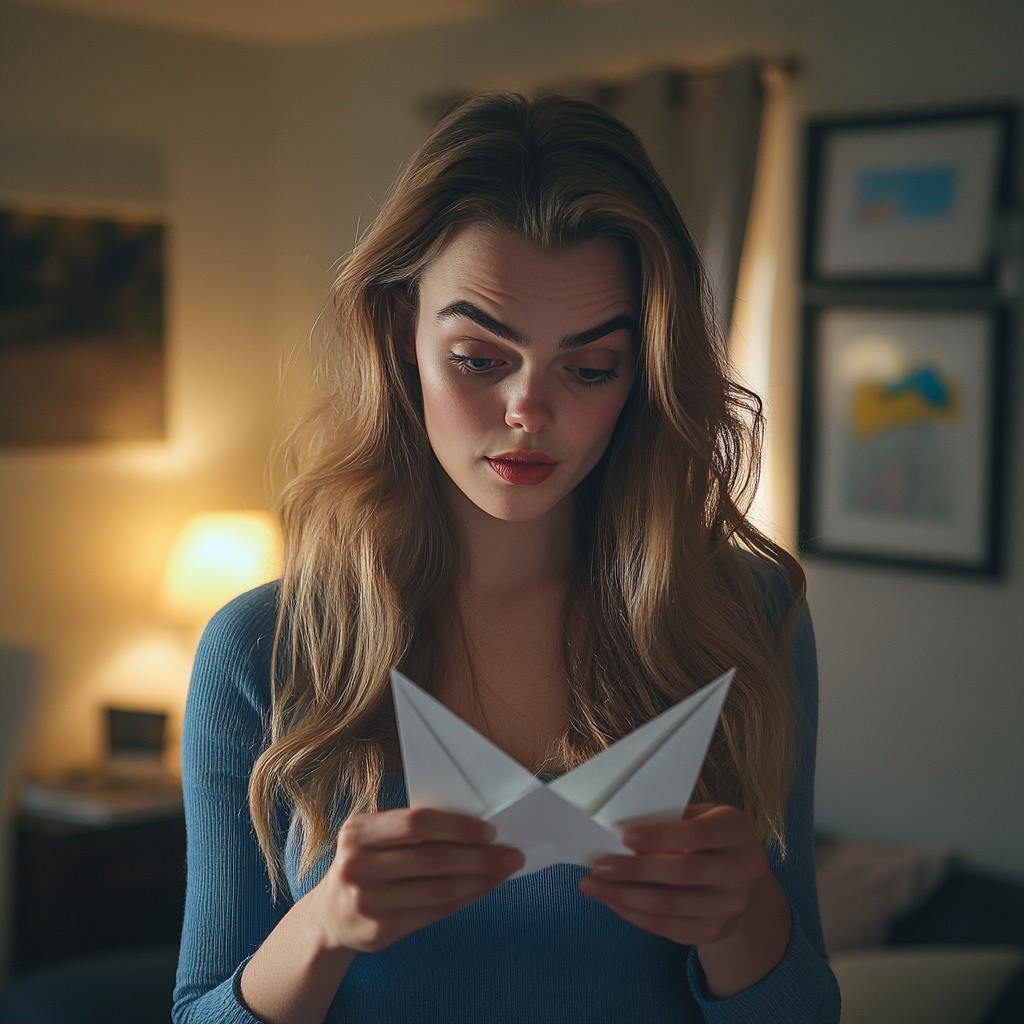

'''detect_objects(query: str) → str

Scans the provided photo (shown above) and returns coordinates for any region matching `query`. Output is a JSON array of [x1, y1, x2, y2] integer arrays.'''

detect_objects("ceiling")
[[10, 0, 516, 45]]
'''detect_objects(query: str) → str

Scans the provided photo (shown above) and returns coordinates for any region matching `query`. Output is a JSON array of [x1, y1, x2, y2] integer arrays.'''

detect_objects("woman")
[[173, 93, 840, 1024]]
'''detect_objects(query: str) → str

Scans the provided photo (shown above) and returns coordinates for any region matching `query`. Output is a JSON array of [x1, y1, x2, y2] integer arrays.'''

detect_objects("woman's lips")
[[485, 450, 557, 486]]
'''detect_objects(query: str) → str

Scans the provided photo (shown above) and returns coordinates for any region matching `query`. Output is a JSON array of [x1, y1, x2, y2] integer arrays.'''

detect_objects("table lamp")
[[160, 510, 283, 624]]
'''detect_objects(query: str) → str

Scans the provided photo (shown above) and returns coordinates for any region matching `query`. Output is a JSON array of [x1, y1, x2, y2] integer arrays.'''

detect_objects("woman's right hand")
[[312, 807, 524, 953], [240, 808, 520, 1024]]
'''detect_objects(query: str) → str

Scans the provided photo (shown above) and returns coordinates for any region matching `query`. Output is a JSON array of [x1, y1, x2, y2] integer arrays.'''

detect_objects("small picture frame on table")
[[803, 107, 1014, 286], [798, 303, 1008, 576]]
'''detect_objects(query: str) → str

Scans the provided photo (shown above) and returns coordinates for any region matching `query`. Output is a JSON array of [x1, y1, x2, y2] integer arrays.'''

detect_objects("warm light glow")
[[160, 510, 282, 620], [728, 64, 798, 549], [82, 631, 194, 774]]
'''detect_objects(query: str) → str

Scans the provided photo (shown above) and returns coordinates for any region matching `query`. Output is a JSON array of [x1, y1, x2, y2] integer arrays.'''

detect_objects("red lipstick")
[[486, 450, 557, 486]]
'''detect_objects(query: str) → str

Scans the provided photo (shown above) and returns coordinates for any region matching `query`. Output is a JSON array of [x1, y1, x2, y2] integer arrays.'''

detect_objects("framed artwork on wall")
[[0, 205, 165, 445], [798, 303, 1008, 575], [803, 107, 1014, 286]]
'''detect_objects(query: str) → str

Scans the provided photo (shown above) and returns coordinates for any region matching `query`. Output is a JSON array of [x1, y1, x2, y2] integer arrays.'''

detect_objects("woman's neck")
[[446, 481, 575, 595], [436, 481, 574, 771]]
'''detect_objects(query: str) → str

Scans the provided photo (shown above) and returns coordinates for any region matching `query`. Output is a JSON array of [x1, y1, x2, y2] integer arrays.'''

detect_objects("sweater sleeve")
[[172, 584, 287, 1024], [685, 601, 842, 1024]]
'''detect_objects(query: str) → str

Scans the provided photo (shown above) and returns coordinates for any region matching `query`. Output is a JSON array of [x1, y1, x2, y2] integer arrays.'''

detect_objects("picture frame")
[[803, 107, 1015, 286], [0, 203, 166, 446], [798, 302, 1008, 576]]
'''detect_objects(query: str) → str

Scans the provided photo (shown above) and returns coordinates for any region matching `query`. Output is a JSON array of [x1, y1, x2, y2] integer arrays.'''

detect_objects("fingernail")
[[592, 860, 615, 876]]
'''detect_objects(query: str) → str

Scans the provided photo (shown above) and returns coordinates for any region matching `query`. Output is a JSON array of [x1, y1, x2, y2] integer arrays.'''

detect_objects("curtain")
[[728, 65, 800, 548], [555, 59, 765, 328]]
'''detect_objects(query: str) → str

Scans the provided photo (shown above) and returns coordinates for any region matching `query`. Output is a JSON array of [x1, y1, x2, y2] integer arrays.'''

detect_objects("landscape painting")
[[0, 207, 165, 445]]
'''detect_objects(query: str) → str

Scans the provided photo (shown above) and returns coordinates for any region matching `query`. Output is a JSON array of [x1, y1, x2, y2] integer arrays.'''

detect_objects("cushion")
[[815, 834, 951, 953], [831, 945, 1024, 1024]]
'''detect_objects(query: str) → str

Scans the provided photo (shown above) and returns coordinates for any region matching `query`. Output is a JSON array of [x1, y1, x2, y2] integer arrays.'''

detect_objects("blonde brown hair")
[[251, 93, 805, 887]]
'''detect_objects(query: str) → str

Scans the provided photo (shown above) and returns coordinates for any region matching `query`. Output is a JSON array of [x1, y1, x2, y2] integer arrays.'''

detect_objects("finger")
[[341, 842, 523, 886], [350, 894, 497, 953], [340, 808, 497, 851], [384, 887, 506, 935], [682, 802, 716, 819], [352, 871, 508, 913], [591, 850, 734, 887], [579, 876, 742, 919], [622, 805, 749, 854]]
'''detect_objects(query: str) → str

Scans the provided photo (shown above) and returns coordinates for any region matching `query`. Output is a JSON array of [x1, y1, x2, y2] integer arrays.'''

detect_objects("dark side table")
[[14, 801, 186, 973]]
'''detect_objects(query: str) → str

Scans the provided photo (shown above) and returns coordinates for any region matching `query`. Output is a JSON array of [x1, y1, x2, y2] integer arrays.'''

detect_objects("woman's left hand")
[[578, 803, 792, 997]]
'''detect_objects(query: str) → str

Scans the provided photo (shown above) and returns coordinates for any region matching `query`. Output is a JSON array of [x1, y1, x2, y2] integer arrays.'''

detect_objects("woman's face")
[[406, 223, 637, 523]]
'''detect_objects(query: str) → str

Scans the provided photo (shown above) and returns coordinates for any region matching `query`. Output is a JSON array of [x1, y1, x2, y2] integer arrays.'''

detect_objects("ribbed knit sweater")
[[172, 581, 840, 1023]]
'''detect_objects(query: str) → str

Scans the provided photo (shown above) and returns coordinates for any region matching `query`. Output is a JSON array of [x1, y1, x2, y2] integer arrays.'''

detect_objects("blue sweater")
[[173, 582, 840, 1023]]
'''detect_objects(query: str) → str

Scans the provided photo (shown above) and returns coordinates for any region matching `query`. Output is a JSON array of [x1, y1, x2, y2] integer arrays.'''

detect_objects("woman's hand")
[[240, 808, 522, 1024], [578, 803, 792, 998], [315, 807, 524, 953]]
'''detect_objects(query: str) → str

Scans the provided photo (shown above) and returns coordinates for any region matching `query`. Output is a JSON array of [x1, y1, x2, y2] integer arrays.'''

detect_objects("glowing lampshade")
[[161, 510, 282, 620]]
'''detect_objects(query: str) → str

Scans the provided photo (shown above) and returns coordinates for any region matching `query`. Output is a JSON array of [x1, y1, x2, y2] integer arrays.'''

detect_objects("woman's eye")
[[569, 366, 619, 386], [448, 353, 499, 374]]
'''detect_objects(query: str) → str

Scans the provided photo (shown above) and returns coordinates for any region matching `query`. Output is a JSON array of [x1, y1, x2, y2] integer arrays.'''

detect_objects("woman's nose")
[[504, 373, 552, 433]]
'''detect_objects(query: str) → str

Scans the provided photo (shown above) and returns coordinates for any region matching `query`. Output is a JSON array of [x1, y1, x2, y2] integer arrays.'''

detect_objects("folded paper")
[[391, 667, 734, 877]]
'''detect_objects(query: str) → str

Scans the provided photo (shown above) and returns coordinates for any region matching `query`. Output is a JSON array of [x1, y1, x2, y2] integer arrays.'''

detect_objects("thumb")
[[682, 802, 715, 820]]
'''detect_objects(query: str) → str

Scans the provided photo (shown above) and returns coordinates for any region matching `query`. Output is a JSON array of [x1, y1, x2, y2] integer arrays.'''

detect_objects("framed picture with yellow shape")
[[798, 303, 1008, 575]]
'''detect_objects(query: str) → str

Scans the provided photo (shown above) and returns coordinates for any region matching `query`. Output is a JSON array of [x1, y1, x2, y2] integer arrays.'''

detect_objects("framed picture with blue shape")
[[798, 303, 1008, 575], [803, 107, 1014, 285]]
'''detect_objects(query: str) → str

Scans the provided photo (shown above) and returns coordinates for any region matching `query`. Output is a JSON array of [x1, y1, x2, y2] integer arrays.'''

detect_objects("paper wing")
[[548, 669, 734, 829], [391, 670, 541, 817]]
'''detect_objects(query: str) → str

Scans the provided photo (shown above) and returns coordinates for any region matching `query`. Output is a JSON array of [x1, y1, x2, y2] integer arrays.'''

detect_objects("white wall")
[[0, 2, 280, 772], [1, 0, 1021, 878]]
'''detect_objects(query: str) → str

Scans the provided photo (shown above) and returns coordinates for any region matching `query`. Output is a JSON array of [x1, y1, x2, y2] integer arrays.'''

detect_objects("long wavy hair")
[[250, 93, 805, 888]]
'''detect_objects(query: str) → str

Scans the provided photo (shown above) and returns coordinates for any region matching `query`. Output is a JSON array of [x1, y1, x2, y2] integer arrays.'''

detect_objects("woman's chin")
[[457, 483, 571, 525], [476, 495, 564, 524]]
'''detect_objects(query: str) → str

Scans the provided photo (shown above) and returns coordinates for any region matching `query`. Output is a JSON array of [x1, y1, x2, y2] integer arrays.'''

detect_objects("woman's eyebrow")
[[436, 300, 636, 350], [560, 314, 637, 350], [436, 300, 523, 343]]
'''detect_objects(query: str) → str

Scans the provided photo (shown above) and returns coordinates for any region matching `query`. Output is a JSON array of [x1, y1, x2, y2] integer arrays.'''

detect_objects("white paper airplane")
[[390, 667, 734, 877]]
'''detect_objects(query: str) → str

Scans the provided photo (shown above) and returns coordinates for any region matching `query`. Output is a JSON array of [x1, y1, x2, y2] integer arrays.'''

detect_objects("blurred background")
[[0, 0, 1021, 1020]]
